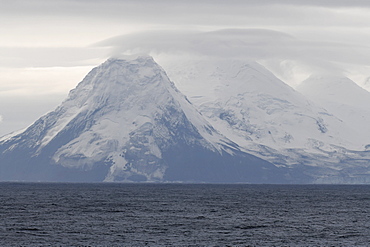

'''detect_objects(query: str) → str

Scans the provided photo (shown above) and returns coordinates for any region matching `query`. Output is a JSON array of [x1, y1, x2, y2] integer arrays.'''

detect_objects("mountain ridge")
[[158, 56, 370, 183]]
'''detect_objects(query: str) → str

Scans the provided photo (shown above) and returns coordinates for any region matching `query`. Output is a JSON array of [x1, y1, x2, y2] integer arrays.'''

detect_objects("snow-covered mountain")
[[2, 55, 370, 183], [0, 55, 289, 183], [161, 58, 359, 151], [159, 57, 370, 182], [297, 75, 370, 146]]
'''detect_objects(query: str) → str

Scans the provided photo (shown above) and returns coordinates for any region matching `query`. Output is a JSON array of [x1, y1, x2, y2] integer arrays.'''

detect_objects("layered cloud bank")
[[96, 28, 370, 86]]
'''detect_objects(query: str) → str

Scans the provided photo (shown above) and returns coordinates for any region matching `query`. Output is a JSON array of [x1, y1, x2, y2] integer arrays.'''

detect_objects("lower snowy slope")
[[0, 56, 289, 183]]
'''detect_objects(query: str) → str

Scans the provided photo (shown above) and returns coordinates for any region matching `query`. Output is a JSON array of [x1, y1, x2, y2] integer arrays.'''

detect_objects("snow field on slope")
[[159, 57, 364, 152]]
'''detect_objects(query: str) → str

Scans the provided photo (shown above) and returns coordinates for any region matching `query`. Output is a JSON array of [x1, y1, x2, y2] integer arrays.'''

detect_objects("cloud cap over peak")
[[95, 28, 370, 79]]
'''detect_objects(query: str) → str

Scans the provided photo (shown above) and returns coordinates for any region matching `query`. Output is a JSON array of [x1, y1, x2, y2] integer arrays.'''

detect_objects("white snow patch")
[[38, 105, 84, 149], [104, 153, 128, 182]]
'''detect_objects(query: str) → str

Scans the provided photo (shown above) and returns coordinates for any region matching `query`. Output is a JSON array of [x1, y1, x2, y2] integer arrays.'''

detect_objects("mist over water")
[[0, 183, 369, 246]]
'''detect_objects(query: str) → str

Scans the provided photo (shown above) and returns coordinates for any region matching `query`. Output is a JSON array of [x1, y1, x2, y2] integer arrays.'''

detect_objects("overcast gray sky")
[[1, 0, 370, 136]]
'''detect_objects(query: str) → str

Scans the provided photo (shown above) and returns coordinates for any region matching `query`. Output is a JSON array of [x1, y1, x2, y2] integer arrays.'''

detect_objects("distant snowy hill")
[[0, 56, 289, 183], [297, 75, 370, 145]]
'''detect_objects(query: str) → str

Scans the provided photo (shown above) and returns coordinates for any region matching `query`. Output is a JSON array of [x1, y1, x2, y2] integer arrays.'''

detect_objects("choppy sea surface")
[[0, 183, 369, 246]]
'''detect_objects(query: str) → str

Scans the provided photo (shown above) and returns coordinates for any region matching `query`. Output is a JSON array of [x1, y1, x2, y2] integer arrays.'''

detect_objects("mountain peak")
[[100, 55, 159, 72], [108, 54, 153, 62]]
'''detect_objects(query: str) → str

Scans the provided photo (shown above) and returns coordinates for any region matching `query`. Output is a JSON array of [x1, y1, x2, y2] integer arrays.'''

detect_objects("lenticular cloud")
[[96, 28, 296, 60]]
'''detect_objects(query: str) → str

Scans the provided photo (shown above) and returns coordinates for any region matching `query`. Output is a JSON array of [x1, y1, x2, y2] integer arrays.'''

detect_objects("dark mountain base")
[[162, 144, 310, 184], [0, 151, 109, 182]]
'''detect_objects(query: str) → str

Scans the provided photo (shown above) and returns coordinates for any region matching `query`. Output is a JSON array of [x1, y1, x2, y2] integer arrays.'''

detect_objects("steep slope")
[[0, 56, 288, 183], [297, 75, 370, 147], [159, 57, 370, 182], [364, 77, 370, 92]]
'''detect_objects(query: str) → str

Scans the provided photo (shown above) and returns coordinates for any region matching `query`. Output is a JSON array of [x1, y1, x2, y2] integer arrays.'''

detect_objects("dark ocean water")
[[0, 183, 369, 246]]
